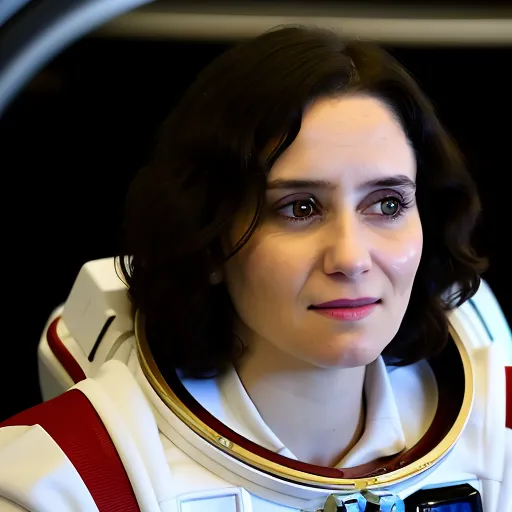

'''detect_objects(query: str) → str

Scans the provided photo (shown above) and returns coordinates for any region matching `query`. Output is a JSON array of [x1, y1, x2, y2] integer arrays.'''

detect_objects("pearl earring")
[[209, 271, 222, 285]]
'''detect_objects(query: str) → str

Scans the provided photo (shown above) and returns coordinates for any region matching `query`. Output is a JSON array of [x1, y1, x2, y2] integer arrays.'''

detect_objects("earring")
[[209, 271, 222, 285]]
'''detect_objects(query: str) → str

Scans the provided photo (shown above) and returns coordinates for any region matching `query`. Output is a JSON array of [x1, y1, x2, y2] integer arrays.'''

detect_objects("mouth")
[[309, 297, 381, 309], [308, 298, 381, 321]]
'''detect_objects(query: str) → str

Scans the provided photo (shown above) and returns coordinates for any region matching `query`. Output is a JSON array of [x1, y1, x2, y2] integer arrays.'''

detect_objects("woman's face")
[[224, 95, 423, 369]]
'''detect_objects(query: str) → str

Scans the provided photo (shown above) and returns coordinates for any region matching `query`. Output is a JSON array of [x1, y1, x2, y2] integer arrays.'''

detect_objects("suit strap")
[[0, 389, 140, 511]]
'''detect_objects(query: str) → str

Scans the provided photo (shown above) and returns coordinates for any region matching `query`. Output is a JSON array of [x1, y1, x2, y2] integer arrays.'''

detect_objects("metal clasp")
[[311, 490, 405, 512]]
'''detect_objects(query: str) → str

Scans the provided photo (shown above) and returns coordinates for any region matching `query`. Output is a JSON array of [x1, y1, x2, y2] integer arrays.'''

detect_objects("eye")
[[363, 196, 404, 218], [277, 198, 320, 222], [380, 198, 401, 216]]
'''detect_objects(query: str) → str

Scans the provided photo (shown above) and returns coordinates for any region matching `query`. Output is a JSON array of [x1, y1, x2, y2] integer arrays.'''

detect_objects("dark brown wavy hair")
[[118, 26, 487, 380]]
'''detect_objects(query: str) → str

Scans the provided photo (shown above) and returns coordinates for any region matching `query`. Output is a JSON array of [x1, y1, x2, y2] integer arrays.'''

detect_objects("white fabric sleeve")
[[0, 424, 99, 512]]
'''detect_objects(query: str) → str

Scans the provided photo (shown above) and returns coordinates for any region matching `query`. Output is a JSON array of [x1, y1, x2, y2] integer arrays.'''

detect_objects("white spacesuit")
[[0, 257, 510, 512]]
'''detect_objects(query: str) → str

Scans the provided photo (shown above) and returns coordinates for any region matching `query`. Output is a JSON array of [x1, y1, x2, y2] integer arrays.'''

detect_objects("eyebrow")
[[266, 175, 416, 191]]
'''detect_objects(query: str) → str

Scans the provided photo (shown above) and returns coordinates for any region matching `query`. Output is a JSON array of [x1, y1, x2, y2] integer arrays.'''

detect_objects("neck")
[[236, 338, 366, 467]]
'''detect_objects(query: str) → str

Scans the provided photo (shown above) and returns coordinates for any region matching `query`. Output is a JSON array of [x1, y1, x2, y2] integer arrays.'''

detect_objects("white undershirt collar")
[[182, 356, 408, 468]]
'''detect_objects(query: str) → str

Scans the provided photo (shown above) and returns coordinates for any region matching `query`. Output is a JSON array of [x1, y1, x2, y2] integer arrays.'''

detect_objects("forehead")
[[269, 95, 416, 182]]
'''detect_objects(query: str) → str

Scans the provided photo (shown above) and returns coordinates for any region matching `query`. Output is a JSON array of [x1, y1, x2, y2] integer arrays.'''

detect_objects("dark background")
[[0, 36, 510, 421]]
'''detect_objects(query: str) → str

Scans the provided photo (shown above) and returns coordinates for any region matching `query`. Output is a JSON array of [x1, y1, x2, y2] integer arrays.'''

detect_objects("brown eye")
[[276, 197, 320, 223], [380, 198, 400, 216], [292, 200, 315, 218]]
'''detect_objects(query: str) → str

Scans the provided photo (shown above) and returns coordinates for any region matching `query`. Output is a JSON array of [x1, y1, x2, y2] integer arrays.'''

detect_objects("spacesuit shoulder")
[[0, 390, 106, 512], [452, 279, 512, 358]]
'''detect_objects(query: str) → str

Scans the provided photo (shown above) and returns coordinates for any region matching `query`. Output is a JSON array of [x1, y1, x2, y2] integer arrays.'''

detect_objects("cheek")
[[390, 234, 423, 275], [377, 216, 423, 290], [224, 233, 312, 309]]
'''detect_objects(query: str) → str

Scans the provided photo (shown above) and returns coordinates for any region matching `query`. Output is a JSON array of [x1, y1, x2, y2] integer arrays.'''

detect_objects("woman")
[[0, 26, 510, 512]]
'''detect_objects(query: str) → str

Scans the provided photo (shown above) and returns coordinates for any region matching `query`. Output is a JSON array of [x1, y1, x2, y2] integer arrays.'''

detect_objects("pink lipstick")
[[309, 297, 380, 321]]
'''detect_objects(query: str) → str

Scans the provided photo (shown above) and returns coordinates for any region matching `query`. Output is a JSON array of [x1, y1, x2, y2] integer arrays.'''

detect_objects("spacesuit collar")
[[135, 312, 473, 498]]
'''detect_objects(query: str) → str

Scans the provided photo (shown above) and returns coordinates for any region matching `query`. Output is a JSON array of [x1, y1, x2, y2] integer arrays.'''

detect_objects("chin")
[[319, 354, 378, 370], [306, 339, 384, 369]]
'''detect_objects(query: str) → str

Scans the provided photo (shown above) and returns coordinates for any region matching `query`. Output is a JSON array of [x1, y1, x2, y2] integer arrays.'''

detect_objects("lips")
[[310, 297, 380, 309]]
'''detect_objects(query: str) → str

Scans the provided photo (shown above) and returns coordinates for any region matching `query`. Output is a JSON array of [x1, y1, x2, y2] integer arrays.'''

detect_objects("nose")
[[322, 213, 372, 279]]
